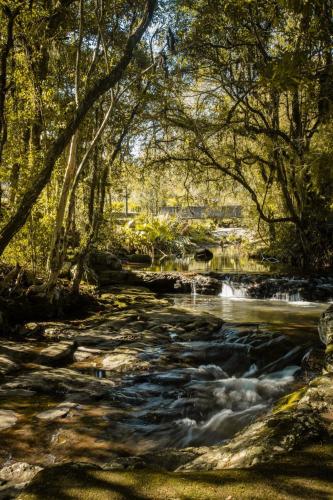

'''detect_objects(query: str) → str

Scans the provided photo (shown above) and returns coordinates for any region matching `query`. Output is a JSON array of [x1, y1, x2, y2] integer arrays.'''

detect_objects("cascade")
[[220, 281, 248, 298], [272, 291, 303, 302]]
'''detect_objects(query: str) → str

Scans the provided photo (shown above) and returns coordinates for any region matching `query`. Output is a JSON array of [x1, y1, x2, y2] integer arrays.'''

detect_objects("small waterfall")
[[220, 281, 248, 298], [272, 291, 302, 302], [191, 279, 197, 296]]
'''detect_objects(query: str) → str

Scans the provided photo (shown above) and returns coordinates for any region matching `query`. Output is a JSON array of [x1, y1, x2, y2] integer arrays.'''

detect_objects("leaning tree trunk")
[[70, 93, 147, 293], [47, 132, 78, 289]]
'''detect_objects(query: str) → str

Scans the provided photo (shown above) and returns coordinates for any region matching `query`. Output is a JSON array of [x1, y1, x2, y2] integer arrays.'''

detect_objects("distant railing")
[[160, 206, 242, 219], [110, 205, 243, 220]]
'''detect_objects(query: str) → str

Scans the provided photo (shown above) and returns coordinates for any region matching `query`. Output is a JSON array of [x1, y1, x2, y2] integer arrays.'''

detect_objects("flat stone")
[[0, 461, 42, 485], [0, 388, 36, 397], [101, 350, 148, 372], [0, 341, 38, 363], [1, 368, 115, 398], [36, 402, 77, 421], [73, 346, 103, 362], [0, 355, 18, 376], [0, 409, 19, 430], [37, 341, 76, 366]]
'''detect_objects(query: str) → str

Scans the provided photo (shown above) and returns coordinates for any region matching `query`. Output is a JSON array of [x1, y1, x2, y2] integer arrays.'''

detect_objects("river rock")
[[194, 248, 214, 261], [133, 271, 221, 295], [0, 368, 115, 399], [125, 254, 152, 264], [36, 402, 77, 421], [318, 304, 333, 372], [101, 348, 150, 373], [88, 251, 122, 271], [73, 346, 104, 362], [0, 355, 18, 376], [0, 462, 42, 485], [0, 409, 19, 430], [37, 341, 76, 366], [0, 340, 45, 364], [94, 270, 221, 294]]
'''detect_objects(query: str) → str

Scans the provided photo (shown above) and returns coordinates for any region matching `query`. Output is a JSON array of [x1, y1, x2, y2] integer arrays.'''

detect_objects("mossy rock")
[[273, 387, 307, 414]]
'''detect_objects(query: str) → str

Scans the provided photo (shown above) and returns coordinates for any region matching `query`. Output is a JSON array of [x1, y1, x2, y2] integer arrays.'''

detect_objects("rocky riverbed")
[[0, 282, 332, 498], [86, 263, 333, 302]]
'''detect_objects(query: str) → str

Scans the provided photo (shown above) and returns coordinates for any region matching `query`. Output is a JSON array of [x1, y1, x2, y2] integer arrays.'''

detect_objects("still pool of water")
[[147, 246, 289, 274], [171, 294, 327, 343]]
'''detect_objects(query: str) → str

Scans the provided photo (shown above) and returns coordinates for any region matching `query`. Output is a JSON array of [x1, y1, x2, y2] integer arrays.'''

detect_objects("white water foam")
[[174, 366, 297, 446], [219, 281, 312, 304], [271, 291, 303, 302], [220, 282, 248, 298]]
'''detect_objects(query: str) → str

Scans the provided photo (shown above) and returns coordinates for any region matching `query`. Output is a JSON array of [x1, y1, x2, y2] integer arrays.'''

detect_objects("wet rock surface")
[[213, 272, 333, 302], [0, 410, 19, 431], [194, 248, 214, 262], [87, 267, 333, 302], [37, 341, 76, 366], [177, 371, 333, 471], [318, 303, 333, 374], [0, 286, 330, 494], [90, 269, 221, 294], [0, 355, 18, 376]]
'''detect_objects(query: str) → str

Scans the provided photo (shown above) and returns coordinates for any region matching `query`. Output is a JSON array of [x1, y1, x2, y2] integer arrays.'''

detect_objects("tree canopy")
[[0, 0, 332, 287]]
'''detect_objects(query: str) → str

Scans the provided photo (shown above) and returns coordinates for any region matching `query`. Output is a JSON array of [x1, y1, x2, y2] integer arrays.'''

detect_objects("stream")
[[0, 266, 329, 472]]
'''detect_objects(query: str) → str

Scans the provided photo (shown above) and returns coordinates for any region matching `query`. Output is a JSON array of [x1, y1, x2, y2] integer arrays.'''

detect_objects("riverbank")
[[18, 441, 333, 499]]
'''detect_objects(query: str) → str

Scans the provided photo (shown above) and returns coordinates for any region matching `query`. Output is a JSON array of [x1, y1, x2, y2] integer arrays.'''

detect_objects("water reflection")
[[172, 294, 327, 343], [147, 247, 285, 273]]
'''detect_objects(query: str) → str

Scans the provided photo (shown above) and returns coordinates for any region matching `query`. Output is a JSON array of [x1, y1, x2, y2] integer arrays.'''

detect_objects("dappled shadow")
[[0, 286, 330, 499], [21, 444, 333, 499]]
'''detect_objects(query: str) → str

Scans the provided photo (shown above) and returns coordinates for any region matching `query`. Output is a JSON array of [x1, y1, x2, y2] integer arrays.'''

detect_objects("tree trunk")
[[0, 7, 19, 164], [0, 0, 157, 257], [47, 132, 78, 288]]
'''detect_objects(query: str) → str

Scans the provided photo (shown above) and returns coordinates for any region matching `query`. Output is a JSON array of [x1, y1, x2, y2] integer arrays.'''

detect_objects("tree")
[[0, 0, 157, 259], [146, 0, 333, 267]]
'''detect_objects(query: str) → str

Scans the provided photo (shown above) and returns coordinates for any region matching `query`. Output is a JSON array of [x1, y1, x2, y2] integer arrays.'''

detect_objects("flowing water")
[[73, 292, 326, 454], [0, 279, 328, 467]]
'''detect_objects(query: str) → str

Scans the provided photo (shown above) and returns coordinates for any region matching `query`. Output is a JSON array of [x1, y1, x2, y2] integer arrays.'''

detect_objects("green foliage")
[[105, 215, 215, 257], [0, 0, 332, 276]]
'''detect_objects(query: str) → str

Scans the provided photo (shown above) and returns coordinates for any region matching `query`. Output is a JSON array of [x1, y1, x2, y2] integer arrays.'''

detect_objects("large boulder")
[[84, 251, 123, 286], [318, 304, 333, 372], [88, 251, 122, 271], [319, 304, 333, 346]]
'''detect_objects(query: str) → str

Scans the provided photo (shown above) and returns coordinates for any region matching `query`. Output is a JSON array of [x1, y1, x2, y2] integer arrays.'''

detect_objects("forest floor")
[[19, 441, 333, 500]]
